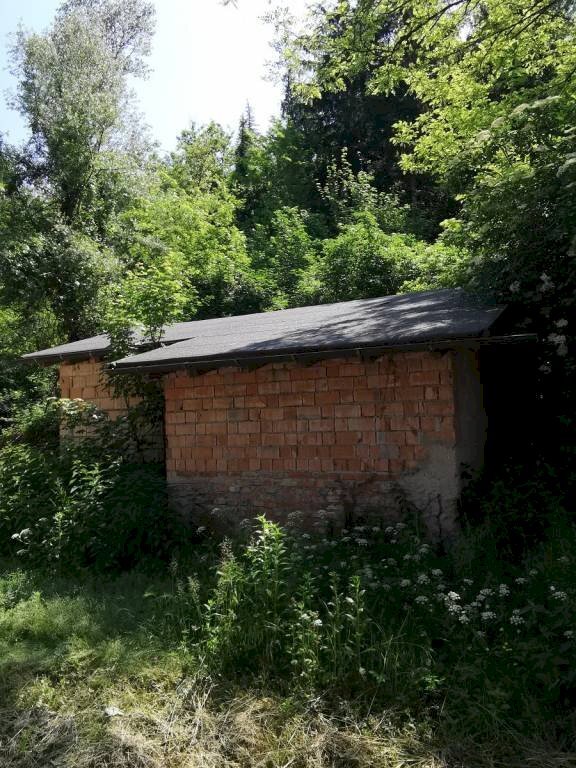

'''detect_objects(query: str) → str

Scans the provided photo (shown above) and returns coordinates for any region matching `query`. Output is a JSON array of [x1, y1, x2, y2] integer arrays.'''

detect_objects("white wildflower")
[[431, 569, 443, 578], [481, 611, 497, 621], [417, 573, 430, 585], [552, 590, 568, 602], [515, 577, 527, 585], [400, 579, 412, 588], [498, 584, 510, 597], [415, 596, 428, 605], [312, 618, 323, 627], [447, 591, 461, 602]]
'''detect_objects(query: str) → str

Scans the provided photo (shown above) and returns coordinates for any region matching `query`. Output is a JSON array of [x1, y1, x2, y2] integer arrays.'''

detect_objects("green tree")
[[251, 207, 319, 307], [1, 0, 155, 341], [10, 0, 154, 227]]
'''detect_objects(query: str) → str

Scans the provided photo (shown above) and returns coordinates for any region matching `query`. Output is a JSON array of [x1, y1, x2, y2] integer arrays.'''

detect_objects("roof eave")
[[21, 350, 110, 366], [108, 333, 538, 376]]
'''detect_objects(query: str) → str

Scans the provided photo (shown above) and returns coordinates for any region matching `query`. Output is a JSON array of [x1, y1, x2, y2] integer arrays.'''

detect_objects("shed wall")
[[164, 351, 467, 537], [58, 359, 163, 461], [59, 359, 134, 419]]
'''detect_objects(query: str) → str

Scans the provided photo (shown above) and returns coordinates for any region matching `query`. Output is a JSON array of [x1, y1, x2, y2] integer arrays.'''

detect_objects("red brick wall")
[[164, 351, 462, 535], [59, 359, 135, 420], [58, 359, 164, 461]]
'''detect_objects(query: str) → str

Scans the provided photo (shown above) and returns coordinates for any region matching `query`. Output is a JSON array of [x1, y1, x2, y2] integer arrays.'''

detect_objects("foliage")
[[1, 513, 576, 765], [0, 398, 169, 571], [250, 206, 319, 307], [305, 210, 464, 304]]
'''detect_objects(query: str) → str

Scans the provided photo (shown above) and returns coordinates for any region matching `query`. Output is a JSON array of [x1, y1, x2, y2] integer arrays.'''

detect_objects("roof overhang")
[[107, 333, 537, 376]]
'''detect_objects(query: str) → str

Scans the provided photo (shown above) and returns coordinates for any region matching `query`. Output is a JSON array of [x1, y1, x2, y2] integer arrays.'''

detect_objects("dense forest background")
[[1, 0, 574, 423]]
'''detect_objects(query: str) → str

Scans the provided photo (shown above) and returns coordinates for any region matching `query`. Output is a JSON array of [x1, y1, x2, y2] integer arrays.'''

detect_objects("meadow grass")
[[1, 518, 575, 767]]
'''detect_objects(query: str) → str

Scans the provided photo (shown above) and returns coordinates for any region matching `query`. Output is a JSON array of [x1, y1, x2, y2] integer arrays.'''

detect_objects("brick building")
[[23, 289, 530, 537]]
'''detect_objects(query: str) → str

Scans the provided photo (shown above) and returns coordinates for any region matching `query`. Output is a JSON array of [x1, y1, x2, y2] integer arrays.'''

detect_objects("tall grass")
[[1, 516, 574, 766]]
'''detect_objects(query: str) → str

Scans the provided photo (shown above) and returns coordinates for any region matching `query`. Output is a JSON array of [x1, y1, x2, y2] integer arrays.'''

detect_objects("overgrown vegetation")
[[1, 513, 575, 766]]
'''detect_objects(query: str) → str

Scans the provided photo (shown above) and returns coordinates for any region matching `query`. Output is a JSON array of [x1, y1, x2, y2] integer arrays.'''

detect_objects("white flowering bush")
[[160, 516, 576, 737]]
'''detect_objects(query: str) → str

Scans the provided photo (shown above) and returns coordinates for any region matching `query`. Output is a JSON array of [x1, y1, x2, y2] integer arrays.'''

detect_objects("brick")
[[259, 446, 280, 459], [245, 395, 267, 408], [300, 432, 322, 446], [423, 400, 454, 417], [309, 419, 334, 433], [291, 379, 315, 392], [334, 403, 361, 419], [213, 397, 234, 408], [403, 401, 423, 416], [353, 389, 378, 403], [409, 370, 441, 386], [348, 417, 376, 431], [315, 391, 340, 406], [239, 421, 261, 434], [228, 408, 250, 421], [297, 406, 321, 419], [205, 422, 227, 435], [339, 362, 365, 377], [273, 419, 299, 433], [259, 381, 282, 394], [335, 431, 361, 445], [397, 386, 425, 401], [421, 352, 451, 370], [263, 408, 285, 421], [279, 393, 302, 407]]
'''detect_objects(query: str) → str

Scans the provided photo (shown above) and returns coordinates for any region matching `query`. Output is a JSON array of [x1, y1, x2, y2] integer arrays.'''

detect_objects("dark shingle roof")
[[22, 289, 509, 369], [108, 289, 506, 372]]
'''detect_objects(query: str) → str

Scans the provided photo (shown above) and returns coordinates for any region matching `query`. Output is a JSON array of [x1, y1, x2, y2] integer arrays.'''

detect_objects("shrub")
[[154, 517, 576, 742], [0, 397, 171, 571]]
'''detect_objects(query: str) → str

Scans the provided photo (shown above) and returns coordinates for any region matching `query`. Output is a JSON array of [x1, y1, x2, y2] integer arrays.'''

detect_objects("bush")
[[154, 517, 576, 742], [0, 398, 172, 571]]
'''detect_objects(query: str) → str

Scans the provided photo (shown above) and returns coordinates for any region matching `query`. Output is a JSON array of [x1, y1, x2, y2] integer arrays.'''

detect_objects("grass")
[[1, 517, 576, 768]]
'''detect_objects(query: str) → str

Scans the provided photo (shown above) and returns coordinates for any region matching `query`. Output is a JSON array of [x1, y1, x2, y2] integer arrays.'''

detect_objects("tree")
[[291, 0, 576, 360], [274, 0, 453, 234], [251, 207, 319, 306], [10, 0, 154, 227], [168, 122, 235, 195], [2, 0, 155, 340]]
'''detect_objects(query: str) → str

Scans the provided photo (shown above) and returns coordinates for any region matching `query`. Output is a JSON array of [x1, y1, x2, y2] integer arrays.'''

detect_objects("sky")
[[0, 0, 310, 152]]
